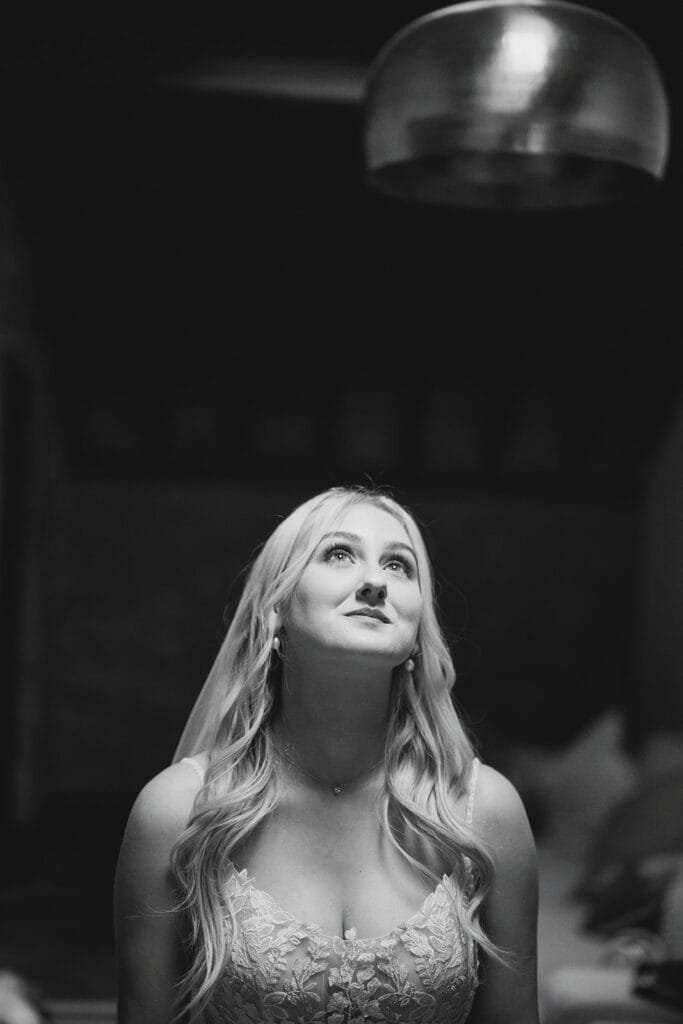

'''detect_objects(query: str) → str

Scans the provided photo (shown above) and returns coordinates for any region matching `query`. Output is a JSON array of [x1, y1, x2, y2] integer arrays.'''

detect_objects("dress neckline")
[[226, 859, 459, 946]]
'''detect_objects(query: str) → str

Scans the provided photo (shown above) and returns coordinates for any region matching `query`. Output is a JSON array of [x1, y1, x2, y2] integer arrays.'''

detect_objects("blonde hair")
[[171, 485, 498, 1017]]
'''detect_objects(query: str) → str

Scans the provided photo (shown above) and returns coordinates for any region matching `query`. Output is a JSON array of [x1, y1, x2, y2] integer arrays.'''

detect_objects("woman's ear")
[[269, 606, 285, 657]]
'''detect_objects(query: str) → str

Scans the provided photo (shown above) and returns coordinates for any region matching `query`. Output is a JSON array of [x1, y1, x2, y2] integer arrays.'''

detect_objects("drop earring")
[[272, 635, 282, 655], [405, 657, 415, 673]]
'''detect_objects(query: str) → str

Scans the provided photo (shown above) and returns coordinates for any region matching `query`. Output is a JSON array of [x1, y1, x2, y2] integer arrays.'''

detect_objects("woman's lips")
[[345, 608, 390, 623]]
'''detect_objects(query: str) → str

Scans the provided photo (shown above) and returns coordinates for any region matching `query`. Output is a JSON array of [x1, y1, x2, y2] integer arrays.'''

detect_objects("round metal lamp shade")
[[363, 0, 670, 209]]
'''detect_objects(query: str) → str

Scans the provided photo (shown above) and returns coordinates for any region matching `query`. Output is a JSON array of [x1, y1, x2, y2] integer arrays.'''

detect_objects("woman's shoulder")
[[115, 759, 208, 908], [124, 755, 208, 846], [469, 761, 536, 850]]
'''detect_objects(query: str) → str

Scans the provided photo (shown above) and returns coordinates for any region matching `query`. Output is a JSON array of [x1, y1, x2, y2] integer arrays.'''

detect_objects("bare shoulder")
[[470, 762, 537, 862], [114, 763, 205, 1021], [115, 761, 206, 924], [467, 763, 540, 1024], [119, 761, 205, 864]]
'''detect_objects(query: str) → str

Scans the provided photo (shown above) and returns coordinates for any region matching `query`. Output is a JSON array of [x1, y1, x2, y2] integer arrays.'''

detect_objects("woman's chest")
[[211, 858, 477, 1024], [229, 791, 451, 941]]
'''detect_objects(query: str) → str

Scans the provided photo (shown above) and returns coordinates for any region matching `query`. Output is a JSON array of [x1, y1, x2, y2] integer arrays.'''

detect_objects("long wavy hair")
[[171, 485, 499, 1018]]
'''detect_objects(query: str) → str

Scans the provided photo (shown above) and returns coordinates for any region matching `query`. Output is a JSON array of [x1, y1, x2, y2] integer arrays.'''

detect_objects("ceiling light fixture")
[[363, 0, 670, 209]]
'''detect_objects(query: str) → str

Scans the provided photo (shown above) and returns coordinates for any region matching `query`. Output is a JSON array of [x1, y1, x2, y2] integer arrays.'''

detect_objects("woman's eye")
[[325, 546, 353, 564], [386, 557, 411, 575]]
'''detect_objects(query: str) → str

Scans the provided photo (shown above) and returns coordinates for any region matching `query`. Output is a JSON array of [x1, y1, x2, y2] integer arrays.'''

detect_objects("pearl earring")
[[272, 635, 281, 654], [405, 657, 415, 673]]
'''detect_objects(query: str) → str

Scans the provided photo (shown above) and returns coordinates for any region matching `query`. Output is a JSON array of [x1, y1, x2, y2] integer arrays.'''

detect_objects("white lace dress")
[[181, 757, 481, 1024]]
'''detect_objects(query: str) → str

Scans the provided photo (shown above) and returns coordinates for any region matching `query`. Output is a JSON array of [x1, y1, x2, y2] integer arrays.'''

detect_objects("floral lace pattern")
[[203, 865, 479, 1024]]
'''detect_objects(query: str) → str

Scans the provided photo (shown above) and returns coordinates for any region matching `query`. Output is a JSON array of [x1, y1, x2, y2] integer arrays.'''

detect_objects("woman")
[[114, 485, 539, 1023]]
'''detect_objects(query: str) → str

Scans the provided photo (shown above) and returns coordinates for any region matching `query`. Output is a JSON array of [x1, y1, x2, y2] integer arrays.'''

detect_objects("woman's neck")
[[272, 658, 393, 784]]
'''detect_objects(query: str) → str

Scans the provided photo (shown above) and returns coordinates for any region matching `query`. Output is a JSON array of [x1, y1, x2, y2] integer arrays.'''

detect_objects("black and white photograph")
[[1, 2, 681, 1022]]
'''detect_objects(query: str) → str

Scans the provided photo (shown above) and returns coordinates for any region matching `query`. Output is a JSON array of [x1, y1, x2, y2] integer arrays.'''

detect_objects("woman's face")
[[283, 502, 423, 668]]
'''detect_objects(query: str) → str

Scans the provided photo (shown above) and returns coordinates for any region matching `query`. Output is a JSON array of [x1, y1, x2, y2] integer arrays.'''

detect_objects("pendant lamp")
[[363, 0, 670, 209]]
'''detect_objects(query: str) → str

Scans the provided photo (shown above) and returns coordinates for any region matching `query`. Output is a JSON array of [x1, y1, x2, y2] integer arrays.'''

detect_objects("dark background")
[[0, 0, 680, 1000]]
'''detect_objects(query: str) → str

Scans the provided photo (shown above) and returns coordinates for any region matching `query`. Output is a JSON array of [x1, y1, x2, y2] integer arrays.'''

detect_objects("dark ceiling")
[[0, 2, 679, 486], [0, 1, 676, 71]]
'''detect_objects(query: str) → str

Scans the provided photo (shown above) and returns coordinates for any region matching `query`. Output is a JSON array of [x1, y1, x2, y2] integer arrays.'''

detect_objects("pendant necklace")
[[277, 741, 385, 796]]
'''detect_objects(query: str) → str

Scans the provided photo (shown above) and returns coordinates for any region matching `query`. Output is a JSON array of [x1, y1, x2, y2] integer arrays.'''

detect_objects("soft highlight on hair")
[[170, 485, 500, 1019]]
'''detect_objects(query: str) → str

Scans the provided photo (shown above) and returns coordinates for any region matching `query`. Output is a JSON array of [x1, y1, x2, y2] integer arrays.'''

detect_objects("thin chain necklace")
[[276, 740, 385, 797]]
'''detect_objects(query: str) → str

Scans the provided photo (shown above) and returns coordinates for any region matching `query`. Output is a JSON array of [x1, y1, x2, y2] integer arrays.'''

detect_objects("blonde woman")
[[114, 486, 539, 1023]]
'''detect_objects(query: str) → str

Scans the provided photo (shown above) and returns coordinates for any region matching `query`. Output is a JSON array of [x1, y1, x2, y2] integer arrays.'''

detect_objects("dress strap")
[[180, 755, 206, 785], [466, 757, 480, 826]]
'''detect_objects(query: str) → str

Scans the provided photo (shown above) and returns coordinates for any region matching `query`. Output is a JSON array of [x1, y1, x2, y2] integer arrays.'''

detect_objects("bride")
[[114, 485, 539, 1023]]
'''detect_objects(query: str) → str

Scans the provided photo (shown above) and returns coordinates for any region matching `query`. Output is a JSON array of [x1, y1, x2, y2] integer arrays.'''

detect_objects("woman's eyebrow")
[[320, 531, 417, 561], [319, 531, 362, 545], [384, 540, 417, 561]]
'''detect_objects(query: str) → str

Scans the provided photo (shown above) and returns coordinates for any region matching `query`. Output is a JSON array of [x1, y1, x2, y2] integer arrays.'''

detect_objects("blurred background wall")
[[0, 0, 680, 1005]]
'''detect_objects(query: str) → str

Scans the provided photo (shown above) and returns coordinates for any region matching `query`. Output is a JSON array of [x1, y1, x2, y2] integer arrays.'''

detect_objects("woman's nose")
[[356, 579, 387, 602]]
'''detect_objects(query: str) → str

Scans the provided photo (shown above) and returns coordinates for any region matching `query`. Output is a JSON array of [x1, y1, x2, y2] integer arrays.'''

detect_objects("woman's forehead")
[[330, 502, 412, 545]]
